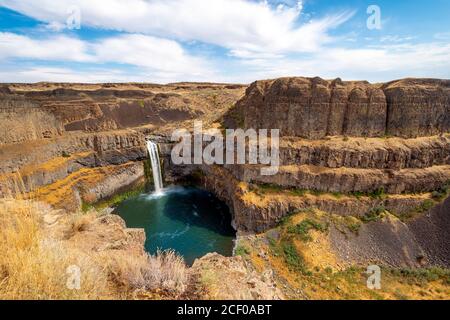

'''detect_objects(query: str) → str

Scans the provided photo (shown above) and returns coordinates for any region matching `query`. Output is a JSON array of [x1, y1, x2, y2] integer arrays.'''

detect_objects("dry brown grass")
[[0, 198, 189, 300], [0, 199, 109, 299], [146, 250, 188, 293], [64, 213, 95, 239]]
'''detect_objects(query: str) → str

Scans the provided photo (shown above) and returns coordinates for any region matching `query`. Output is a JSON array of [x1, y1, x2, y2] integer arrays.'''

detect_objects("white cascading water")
[[146, 140, 164, 193]]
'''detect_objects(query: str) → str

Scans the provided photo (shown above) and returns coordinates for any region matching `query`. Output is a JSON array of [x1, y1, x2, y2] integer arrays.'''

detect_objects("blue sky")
[[0, 0, 449, 83]]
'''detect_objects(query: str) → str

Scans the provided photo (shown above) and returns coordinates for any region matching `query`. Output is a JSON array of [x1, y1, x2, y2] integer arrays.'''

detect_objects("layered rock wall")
[[225, 77, 449, 139]]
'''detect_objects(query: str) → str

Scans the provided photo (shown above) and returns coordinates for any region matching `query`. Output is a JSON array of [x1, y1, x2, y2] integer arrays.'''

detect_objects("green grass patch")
[[234, 245, 250, 256], [281, 240, 308, 274], [287, 219, 328, 242], [290, 188, 307, 196], [81, 201, 94, 213], [258, 183, 284, 193]]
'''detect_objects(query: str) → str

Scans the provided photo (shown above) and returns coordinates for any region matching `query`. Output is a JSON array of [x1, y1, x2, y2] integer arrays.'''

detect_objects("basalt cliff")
[[224, 77, 449, 138]]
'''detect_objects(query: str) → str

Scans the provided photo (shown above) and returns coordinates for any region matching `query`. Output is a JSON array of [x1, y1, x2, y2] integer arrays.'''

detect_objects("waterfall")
[[146, 140, 164, 193]]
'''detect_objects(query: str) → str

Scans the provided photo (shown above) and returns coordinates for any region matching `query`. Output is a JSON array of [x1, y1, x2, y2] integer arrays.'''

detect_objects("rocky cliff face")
[[224, 77, 449, 139], [278, 135, 449, 170], [220, 76, 450, 199], [0, 96, 64, 144]]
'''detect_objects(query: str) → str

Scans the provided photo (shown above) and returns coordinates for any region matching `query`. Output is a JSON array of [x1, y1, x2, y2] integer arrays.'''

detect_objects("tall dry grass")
[[0, 199, 109, 299], [0, 198, 189, 300], [104, 249, 188, 294]]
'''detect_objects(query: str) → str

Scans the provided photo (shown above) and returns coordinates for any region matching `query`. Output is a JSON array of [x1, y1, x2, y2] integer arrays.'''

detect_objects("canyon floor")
[[0, 78, 449, 300]]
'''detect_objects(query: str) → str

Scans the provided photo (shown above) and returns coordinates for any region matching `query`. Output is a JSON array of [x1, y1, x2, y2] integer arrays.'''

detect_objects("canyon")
[[0, 77, 449, 299]]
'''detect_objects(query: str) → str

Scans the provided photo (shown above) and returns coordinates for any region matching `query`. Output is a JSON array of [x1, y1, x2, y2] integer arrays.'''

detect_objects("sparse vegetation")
[[415, 199, 435, 213], [66, 213, 94, 238], [253, 183, 390, 201], [387, 267, 450, 286], [239, 210, 450, 300], [346, 221, 362, 233], [331, 214, 362, 235]]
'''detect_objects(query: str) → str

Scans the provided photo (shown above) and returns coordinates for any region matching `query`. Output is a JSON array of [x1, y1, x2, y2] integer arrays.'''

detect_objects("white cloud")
[[0, 32, 213, 82], [0, 32, 92, 61], [0, 0, 354, 55], [93, 34, 209, 76], [231, 42, 450, 82], [0, 64, 215, 83], [380, 35, 415, 43], [0, 67, 129, 83]]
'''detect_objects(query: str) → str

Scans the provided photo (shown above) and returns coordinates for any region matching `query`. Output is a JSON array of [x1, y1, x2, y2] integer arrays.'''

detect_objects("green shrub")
[[362, 206, 385, 223], [369, 188, 385, 199], [324, 267, 333, 274], [416, 199, 435, 213], [431, 182, 450, 201], [347, 222, 361, 233], [351, 191, 364, 199], [61, 151, 71, 158], [81, 201, 93, 213]]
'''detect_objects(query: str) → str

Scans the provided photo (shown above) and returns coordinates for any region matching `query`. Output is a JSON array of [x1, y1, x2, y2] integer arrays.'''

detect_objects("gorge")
[[0, 77, 449, 300]]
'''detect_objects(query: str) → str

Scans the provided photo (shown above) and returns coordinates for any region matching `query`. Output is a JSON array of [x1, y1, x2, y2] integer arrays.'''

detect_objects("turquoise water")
[[114, 186, 236, 265]]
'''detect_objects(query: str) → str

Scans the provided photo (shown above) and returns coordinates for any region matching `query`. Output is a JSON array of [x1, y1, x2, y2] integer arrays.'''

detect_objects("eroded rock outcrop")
[[191, 253, 284, 300]]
